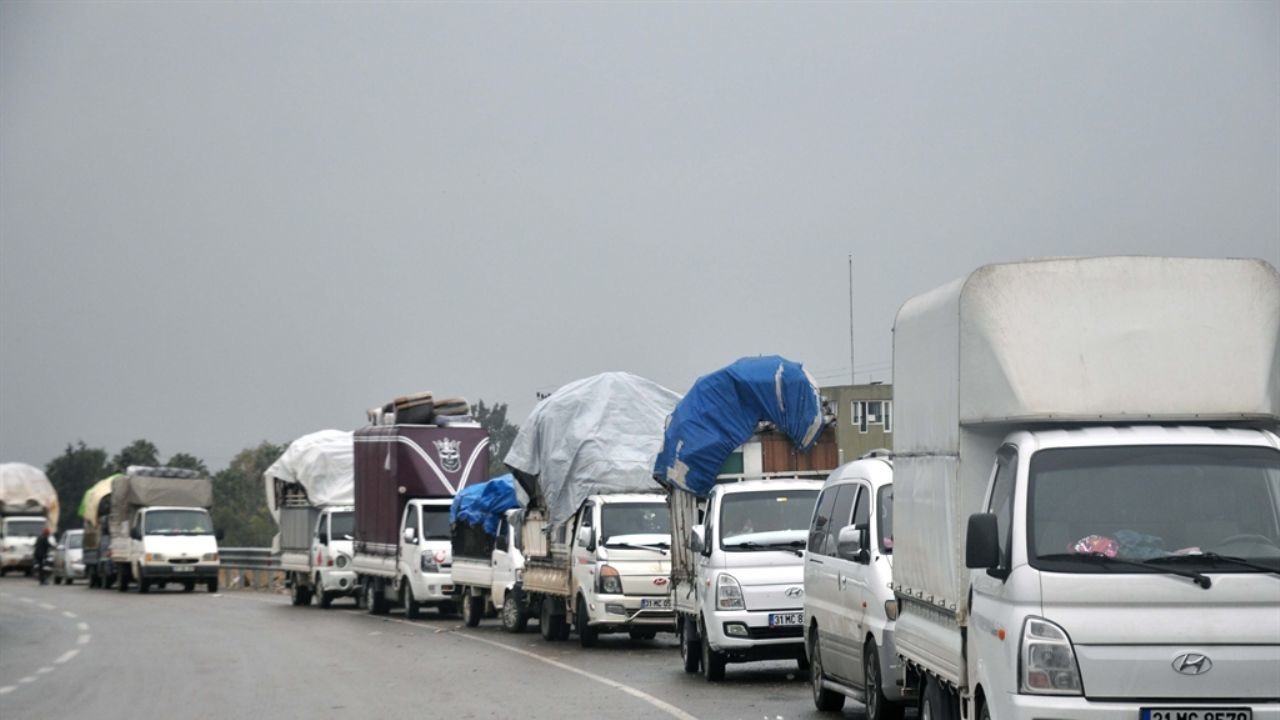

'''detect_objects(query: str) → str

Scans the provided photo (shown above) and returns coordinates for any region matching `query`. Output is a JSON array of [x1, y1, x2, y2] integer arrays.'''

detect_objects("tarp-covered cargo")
[[0, 462, 59, 527], [353, 425, 489, 556], [264, 430, 355, 521], [504, 372, 681, 529], [108, 467, 213, 525], [78, 476, 117, 529], [653, 356, 825, 497], [893, 256, 1280, 612], [450, 475, 519, 560]]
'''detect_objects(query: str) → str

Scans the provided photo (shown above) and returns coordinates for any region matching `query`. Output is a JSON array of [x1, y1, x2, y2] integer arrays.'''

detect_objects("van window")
[[495, 519, 509, 552], [404, 506, 420, 537], [877, 485, 894, 553], [826, 485, 857, 553], [808, 487, 839, 556], [989, 446, 1018, 566]]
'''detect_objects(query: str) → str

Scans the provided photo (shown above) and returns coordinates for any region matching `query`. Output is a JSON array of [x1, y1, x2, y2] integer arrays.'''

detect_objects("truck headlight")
[[202, 553, 219, 562], [717, 573, 745, 610], [1020, 617, 1083, 695], [420, 551, 438, 574], [145, 553, 165, 563], [598, 565, 623, 594], [334, 554, 350, 569]]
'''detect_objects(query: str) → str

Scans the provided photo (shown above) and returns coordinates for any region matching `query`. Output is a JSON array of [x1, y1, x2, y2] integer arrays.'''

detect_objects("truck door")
[[572, 503, 596, 600], [492, 518, 513, 604], [400, 503, 420, 574], [314, 513, 329, 569], [969, 445, 1020, 694]]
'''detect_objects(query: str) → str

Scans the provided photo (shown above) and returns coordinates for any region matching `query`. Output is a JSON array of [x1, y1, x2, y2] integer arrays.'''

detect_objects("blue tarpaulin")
[[450, 474, 519, 535], [653, 356, 825, 497]]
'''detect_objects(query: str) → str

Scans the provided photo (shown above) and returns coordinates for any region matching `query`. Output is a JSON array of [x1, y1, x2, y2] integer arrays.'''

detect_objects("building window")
[[884, 401, 892, 433], [852, 400, 892, 434]]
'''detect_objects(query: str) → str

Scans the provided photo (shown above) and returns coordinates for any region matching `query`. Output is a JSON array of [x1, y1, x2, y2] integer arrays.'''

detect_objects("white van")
[[804, 456, 908, 720]]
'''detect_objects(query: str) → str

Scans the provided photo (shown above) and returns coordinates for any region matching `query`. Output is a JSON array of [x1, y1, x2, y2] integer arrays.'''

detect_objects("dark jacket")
[[33, 533, 51, 563]]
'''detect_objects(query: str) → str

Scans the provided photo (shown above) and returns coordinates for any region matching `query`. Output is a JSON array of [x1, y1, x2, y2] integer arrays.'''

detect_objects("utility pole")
[[848, 254, 856, 386]]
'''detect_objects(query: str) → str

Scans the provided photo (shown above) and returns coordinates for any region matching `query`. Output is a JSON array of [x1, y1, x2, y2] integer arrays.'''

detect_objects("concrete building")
[[821, 383, 893, 464]]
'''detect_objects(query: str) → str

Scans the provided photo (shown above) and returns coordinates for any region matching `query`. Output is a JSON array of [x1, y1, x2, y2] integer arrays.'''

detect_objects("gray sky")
[[2, 1, 1277, 471]]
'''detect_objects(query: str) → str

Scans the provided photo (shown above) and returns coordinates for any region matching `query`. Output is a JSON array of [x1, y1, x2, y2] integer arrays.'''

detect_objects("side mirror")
[[403, 527, 418, 544], [129, 525, 142, 541], [576, 526, 595, 551], [688, 525, 706, 554], [836, 524, 870, 563], [215, 528, 226, 542], [966, 513, 1005, 578]]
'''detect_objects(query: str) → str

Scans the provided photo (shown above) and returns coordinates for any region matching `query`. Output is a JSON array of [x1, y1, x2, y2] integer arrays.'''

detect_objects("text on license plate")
[[769, 612, 804, 627], [174, 565, 194, 573], [640, 598, 671, 609], [1143, 709, 1251, 720]]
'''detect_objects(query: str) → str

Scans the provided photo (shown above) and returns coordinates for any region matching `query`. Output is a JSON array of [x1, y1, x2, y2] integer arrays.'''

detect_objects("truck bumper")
[[1000, 694, 1280, 720], [138, 564, 219, 581], [2, 554, 34, 569], [705, 608, 805, 657], [318, 568, 358, 595], [591, 594, 676, 631], [408, 572, 454, 603]]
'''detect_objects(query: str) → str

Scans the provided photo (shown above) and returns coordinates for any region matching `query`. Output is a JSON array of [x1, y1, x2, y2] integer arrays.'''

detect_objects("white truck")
[[0, 463, 58, 577], [656, 356, 837, 681], [265, 430, 358, 608], [892, 257, 1280, 720], [108, 466, 222, 593], [505, 372, 682, 647], [449, 475, 527, 630], [352, 422, 490, 618]]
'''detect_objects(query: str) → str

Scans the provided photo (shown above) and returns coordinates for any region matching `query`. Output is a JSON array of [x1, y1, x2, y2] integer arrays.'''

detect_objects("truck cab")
[[0, 515, 46, 576], [680, 478, 821, 680], [311, 505, 356, 606], [394, 498, 455, 617], [127, 506, 222, 593]]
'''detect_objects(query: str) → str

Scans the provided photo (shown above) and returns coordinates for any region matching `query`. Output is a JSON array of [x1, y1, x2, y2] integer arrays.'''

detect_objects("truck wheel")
[[921, 677, 958, 720], [462, 589, 483, 628], [576, 596, 598, 648], [403, 580, 422, 619], [291, 580, 308, 606], [318, 589, 334, 609], [366, 580, 388, 615], [138, 576, 150, 594], [54, 575, 63, 585], [501, 588, 529, 633], [117, 568, 130, 593], [809, 632, 845, 711], [680, 616, 701, 673], [864, 639, 904, 720], [539, 599, 567, 641], [207, 578, 218, 593], [183, 581, 194, 593], [699, 617, 726, 681]]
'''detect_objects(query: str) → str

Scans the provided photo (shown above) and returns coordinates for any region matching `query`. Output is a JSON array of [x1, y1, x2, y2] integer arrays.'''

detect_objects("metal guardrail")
[[217, 547, 283, 592], [218, 547, 278, 569]]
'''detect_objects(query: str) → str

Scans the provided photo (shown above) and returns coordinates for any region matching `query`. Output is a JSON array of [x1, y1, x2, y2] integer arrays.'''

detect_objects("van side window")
[[808, 488, 839, 556], [852, 484, 870, 528], [989, 446, 1018, 566], [826, 485, 857, 553], [404, 505, 420, 536], [495, 520, 509, 552]]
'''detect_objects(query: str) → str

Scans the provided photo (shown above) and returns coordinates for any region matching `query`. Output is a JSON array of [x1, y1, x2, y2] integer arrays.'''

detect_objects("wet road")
[[0, 577, 883, 720]]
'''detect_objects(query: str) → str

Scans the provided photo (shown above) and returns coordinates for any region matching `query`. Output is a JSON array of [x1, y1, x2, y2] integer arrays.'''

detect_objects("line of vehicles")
[[4, 256, 1278, 720]]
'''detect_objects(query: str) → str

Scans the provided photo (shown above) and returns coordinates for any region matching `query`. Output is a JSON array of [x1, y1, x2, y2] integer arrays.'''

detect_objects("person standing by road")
[[33, 527, 52, 585]]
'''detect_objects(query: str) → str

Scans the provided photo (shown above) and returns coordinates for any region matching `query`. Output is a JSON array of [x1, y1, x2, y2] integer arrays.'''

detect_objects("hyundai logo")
[[1172, 653, 1212, 676], [785, 587, 804, 598], [653, 577, 668, 586]]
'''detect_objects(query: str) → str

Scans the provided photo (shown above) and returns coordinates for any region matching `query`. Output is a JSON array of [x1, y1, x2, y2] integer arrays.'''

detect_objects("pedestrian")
[[33, 528, 51, 585]]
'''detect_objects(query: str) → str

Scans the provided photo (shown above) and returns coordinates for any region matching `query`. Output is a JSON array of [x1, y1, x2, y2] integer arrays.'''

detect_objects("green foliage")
[[110, 439, 160, 473], [211, 441, 284, 547], [166, 452, 209, 475], [44, 441, 109, 532], [471, 399, 519, 478]]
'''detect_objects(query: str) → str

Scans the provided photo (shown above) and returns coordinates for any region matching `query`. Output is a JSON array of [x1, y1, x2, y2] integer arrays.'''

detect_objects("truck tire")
[[809, 631, 846, 711], [680, 616, 701, 673], [183, 581, 194, 592], [539, 598, 568, 641], [318, 589, 334, 609], [699, 617, 726, 682], [576, 595, 598, 648], [291, 580, 308, 606], [366, 579, 389, 615], [462, 588, 483, 628], [403, 580, 422, 619], [138, 576, 150, 593], [54, 575, 63, 585], [117, 567, 130, 593], [865, 639, 904, 720], [921, 676, 958, 720], [501, 587, 529, 633], [207, 578, 218, 593]]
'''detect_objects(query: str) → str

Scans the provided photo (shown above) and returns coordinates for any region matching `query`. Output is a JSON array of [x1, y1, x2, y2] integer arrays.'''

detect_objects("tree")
[[110, 439, 160, 473], [44, 441, 109, 532], [471, 399, 519, 478], [212, 441, 284, 547], [166, 452, 209, 475]]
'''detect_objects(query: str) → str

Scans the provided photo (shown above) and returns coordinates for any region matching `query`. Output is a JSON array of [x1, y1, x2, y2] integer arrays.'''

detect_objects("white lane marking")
[[18, 677, 36, 684], [0, 686, 16, 695], [63, 611, 77, 619], [54, 650, 79, 664], [19, 597, 34, 604], [77, 634, 91, 645], [349, 612, 699, 720], [39, 603, 56, 610], [36, 667, 54, 675], [77, 622, 90, 631]]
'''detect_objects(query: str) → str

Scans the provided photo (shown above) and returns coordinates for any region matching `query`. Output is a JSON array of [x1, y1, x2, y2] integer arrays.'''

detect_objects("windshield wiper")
[[728, 541, 803, 557], [1038, 552, 1212, 589], [1147, 553, 1280, 578], [605, 542, 669, 555]]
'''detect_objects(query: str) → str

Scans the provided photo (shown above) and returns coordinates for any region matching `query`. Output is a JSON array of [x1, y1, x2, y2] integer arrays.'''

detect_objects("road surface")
[[0, 576, 883, 720]]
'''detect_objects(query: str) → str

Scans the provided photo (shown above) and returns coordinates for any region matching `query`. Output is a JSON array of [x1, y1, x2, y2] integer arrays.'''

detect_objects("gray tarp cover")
[[109, 473, 214, 524], [504, 372, 682, 529]]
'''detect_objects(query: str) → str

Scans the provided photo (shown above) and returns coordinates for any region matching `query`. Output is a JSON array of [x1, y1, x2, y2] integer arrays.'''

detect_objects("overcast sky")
[[2, 1, 1277, 471]]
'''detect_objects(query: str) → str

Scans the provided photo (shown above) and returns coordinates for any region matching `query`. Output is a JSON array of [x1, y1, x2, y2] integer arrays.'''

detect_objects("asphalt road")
[[0, 576, 884, 720]]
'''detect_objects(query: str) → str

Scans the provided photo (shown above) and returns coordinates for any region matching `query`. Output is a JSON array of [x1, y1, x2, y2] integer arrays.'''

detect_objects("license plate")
[[640, 598, 671, 609], [173, 565, 194, 573], [769, 612, 804, 627], [1142, 708, 1252, 720]]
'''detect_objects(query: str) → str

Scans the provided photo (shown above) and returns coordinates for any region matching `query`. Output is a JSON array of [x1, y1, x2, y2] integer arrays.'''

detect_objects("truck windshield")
[[721, 489, 819, 550], [143, 510, 213, 536], [1030, 445, 1280, 571], [421, 507, 451, 541], [4, 519, 46, 537], [877, 485, 894, 553], [65, 533, 83, 549], [329, 512, 354, 541], [601, 503, 670, 544]]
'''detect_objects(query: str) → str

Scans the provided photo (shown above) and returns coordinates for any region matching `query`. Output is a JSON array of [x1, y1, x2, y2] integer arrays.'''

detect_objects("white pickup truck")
[[108, 467, 221, 594], [0, 462, 58, 576], [892, 257, 1280, 720], [451, 509, 526, 630]]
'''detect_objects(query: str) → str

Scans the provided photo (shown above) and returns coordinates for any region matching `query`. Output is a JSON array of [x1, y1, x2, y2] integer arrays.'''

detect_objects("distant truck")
[[892, 257, 1280, 720], [106, 467, 221, 594], [79, 475, 115, 587], [449, 475, 527, 630], [506, 373, 682, 646], [265, 430, 358, 608], [656, 357, 834, 681], [0, 463, 59, 577], [352, 422, 490, 617]]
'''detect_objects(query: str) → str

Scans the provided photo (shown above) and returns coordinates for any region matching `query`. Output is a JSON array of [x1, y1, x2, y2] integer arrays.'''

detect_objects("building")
[[820, 382, 893, 464]]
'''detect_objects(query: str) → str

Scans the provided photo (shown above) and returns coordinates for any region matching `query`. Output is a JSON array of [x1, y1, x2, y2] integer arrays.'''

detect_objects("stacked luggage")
[[366, 391, 473, 426]]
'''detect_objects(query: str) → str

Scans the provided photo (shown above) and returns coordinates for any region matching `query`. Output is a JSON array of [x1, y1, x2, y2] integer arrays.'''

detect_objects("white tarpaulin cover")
[[264, 430, 355, 520], [505, 372, 682, 529], [0, 462, 59, 527]]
